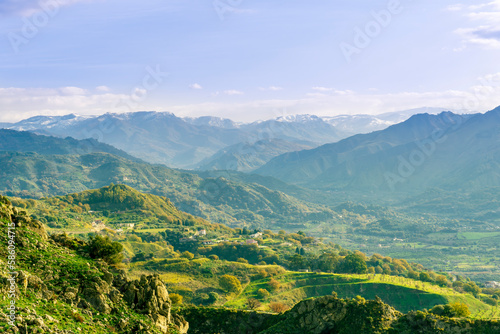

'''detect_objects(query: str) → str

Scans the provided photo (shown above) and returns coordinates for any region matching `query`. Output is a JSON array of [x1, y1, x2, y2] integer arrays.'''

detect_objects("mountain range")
[[256, 108, 500, 199], [0, 129, 334, 229], [1, 108, 447, 171]]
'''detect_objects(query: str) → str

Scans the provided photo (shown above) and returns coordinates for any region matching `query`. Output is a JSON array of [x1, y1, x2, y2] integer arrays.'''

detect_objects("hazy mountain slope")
[[240, 115, 345, 145], [0, 129, 140, 161], [195, 139, 314, 172], [0, 151, 333, 228], [256, 111, 470, 189], [6, 112, 345, 168], [28, 112, 245, 168]]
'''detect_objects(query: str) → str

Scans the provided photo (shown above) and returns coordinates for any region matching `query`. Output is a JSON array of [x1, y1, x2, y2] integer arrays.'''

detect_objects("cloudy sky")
[[1, 0, 500, 122]]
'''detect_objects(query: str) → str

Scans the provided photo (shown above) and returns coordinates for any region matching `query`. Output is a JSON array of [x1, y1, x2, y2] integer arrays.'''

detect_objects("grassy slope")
[[226, 272, 494, 316], [0, 151, 333, 229], [129, 257, 496, 319], [0, 198, 163, 333]]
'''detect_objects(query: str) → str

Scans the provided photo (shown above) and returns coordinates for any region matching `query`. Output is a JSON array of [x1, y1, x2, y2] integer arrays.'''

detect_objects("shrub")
[[257, 288, 270, 299], [208, 254, 219, 261], [247, 298, 262, 310], [219, 275, 242, 293], [337, 253, 367, 274], [207, 292, 219, 304], [268, 278, 281, 292], [170, 293, 183, 305], [419, 272, 431, 282], [269, 302, 289, 313], [482, 297, 498, 306], [87, 235, 123, 264], [430, 303, 470, 318], [449, 302, 471, 317], [181, 251, 194, 260]]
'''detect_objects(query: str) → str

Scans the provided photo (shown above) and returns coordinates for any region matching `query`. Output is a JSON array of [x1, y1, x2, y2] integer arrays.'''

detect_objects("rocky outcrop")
[[0, 195, 188, 334], [260, 296, 399, 334], [178, 306, 281, 334], [115, 271, 188, 333]]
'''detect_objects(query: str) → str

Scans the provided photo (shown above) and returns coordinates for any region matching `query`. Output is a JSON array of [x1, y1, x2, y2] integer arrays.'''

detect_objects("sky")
[[1, 0, 500, 122]]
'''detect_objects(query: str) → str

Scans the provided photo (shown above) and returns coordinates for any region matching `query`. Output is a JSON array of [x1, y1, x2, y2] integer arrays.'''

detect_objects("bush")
[[268, 278, 281, 292], [207, 292, 219, 304], [181, 251, 194, 260], [247, 298, 261, 310], [269, 302, 289, 313], [419, 272, 431, 282], [87, 235, 123, 264], [337, 253, 367, 274], [170, 293, 183, 305], [257, 288, 270, 299], [430, 303, 470, 318], [219, 275, 242, 293], [449, 302, 471, 317]]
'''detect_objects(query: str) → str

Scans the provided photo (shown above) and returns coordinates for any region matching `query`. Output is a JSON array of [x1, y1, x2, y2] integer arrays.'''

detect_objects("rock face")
[[178, 306, 281, 334], [260, 296, 400, 334], [115, 272, 188, 333], [0, 195, 188, 334]]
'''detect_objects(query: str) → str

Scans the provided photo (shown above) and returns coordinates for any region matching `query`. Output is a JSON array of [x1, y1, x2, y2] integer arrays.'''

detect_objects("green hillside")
[[0, 195, 187, 333], [0, 129, 140, 161], [1, 192, 499, 333], [0, 151, 334, 230]]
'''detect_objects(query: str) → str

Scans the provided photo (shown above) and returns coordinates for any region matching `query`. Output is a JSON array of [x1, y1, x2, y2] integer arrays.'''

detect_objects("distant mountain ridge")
[[255, 109, 492, 195], [3, 111, 344, 168], [1, 108, 452, 169], [194, 139, 314, 172], [0, 128, 140, 161]]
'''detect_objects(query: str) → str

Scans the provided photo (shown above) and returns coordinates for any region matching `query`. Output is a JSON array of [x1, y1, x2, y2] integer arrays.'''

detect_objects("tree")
[[87, 235, 123, 264], [181, 251, 194, 260], [269, 302, 289, 313], [450, 302, 470, 317], [463, 282, 481, 297], [257, 288, 270, 299], [207, 292, 219, 304], [317, 252, 339, 272], [247, 298, 261, 310], [219, 275, 242, 293], [419, 272, 431, 282], [288, 254, 305, 270], [407, 270, 419, 280], [435, 275, 449, 287], [337, 253, 367, 274], [209, 254, 219, 261], [169, 293, 183, 305], [268, 278, 281, 292]]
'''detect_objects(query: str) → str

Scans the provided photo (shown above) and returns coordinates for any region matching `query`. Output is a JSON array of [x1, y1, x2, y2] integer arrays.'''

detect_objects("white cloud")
[[96, 85, 110, 92], [223, 89, 244, 95], [189, 83, 203, 90], [60, 86, 87, 95], [312, 86, 334, 92], [0, 86, 137, 122], [259, 86, 283, 91], [454, 1, 500, 49], [310, 87, 354, 95], [3, 74, 500, 123], [168, 73, 500, 122]]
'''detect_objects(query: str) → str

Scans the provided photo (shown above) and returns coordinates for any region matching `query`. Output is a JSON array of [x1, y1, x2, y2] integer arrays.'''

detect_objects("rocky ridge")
[[0, 195, 187, 334]]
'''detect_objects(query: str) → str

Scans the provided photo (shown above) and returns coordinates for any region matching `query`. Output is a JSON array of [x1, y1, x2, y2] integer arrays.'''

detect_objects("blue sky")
[[1, 0, 500, 122]]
